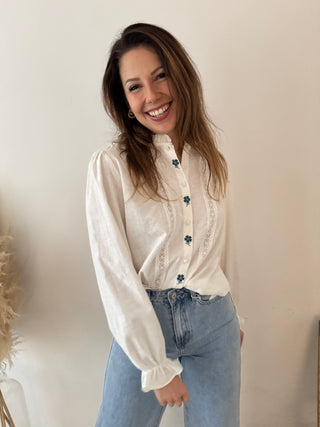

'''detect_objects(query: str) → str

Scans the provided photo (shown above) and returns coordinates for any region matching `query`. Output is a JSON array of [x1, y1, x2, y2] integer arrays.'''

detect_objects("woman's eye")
[[128, 84, 140, 92], [156, 72, 166, 80]]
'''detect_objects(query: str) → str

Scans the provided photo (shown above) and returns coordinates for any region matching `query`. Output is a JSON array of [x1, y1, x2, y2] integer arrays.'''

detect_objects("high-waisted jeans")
[[95, 289, 241, 427]]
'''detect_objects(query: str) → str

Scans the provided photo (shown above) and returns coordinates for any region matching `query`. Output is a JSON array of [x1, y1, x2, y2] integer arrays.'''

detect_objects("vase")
[[0, 371, 30, 427]]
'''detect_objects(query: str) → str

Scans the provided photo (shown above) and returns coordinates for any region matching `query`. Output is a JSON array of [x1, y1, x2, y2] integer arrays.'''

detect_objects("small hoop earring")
[[128, 110, 135, 119]]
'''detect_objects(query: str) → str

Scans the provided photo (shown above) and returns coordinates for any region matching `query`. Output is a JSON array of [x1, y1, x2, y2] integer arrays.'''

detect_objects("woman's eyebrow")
[[124, 66, 164, 85], [125, 77, 140, 85], [150, 65, 164, 76]]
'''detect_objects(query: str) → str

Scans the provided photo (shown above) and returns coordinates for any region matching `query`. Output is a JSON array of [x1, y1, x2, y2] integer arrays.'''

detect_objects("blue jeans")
[[95, 289, 241, 427]]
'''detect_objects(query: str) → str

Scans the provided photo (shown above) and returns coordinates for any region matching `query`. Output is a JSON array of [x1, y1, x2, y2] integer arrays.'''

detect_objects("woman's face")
[[119, 46, 178, 143]]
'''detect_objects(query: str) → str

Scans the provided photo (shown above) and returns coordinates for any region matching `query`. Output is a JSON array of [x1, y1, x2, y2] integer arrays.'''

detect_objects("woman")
[[86, 23, 243, 427]]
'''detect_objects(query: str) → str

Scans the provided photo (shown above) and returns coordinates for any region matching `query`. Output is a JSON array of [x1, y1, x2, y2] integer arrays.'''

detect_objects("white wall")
[[1, 1, 319, 426]]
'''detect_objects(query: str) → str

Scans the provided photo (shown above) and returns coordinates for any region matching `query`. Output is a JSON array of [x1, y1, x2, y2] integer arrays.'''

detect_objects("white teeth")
[[148, 104, 169, 117]]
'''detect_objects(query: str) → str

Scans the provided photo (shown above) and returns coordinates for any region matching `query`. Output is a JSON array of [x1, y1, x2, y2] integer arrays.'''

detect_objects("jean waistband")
[[146, 287, 227, 304]]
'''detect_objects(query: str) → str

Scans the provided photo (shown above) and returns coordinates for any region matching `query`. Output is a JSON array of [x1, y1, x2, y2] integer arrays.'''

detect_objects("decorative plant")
[[0, 235, 21, 427]]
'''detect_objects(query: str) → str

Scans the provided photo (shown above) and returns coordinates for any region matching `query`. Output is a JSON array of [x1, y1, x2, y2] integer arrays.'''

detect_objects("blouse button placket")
[[170, 151, 193, 287]]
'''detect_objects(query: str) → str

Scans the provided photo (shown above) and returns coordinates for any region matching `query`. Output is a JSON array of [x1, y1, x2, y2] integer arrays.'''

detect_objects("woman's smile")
[[145, 102, 171, 120]]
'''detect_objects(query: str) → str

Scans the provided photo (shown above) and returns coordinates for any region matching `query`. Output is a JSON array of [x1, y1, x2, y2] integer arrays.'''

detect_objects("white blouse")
[[86, 133, 238, 392]]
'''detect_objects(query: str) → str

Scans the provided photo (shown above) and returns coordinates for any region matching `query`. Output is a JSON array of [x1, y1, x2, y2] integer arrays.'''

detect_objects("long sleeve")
[[220, 182, 244, 326], [86, 149, 182, 392]]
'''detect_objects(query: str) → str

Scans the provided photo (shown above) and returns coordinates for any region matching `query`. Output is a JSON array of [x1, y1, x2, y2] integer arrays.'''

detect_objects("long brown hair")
[[102, 23, 228, 200]]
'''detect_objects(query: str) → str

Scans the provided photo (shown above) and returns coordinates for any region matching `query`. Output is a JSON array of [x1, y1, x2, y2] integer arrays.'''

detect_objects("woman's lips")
[[145, 102, 171, 122]]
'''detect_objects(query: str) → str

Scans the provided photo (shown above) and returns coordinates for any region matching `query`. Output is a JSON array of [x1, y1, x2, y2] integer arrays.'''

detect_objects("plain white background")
[[1, 1, 319, 426]]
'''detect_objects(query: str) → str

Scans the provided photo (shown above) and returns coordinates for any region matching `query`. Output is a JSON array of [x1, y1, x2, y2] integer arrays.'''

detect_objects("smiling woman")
[[119, 47, 178, 146], [86, 22, 243, 427], [101, 23, 228, 200]]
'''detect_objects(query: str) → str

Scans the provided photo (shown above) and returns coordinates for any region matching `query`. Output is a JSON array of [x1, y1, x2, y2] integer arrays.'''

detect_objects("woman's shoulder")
[[90, 141, 124, 160], [88, 142, 127, 170]]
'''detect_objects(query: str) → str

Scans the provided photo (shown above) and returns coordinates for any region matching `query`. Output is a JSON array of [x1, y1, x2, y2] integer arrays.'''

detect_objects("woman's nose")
[[145, 84, 159, 103]]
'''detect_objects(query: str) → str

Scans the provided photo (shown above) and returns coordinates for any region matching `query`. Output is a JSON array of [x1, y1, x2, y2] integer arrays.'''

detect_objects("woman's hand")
[[154, 375, 189, 407], [240, 329, 244, 347]]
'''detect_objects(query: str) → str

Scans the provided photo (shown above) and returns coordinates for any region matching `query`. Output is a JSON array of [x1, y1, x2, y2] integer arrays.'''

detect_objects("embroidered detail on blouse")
[[184, 235, 192, 246], [183, 196, 190, 206], [202, 198, 216, 258], [152, 190, 175, 289], [172, 159, 179, 168], [200, 157, 217, 259], [153, 245, 166, 289], [177, 274, 185, 284]]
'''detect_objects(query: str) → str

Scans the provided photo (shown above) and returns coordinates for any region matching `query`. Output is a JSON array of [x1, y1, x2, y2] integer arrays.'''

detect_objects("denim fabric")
[[95, 289, 240, 427]]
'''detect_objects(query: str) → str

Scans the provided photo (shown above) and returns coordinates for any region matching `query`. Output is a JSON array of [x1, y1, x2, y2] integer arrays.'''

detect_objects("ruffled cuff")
[[141, 358, 183, 392]]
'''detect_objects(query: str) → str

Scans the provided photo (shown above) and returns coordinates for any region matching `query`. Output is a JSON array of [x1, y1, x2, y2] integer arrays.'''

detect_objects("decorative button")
[[181, 182, 187, 187], [172, 159, 179, 168], [183, 257, 189, 264], [184, 196, 191, 206], [184, 235, 192, 246], [172, 293, 177, 299], [185, 219, 191, 225], [177, 274, 185, 284]]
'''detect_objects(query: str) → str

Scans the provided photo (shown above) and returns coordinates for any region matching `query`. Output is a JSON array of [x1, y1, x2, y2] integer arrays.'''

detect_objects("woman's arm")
[[86, 149, 183, 392]]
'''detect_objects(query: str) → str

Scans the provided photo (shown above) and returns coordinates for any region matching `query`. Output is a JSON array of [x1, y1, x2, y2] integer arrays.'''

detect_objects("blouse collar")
[[152, 134, 172, 145], [152, 134, 191, 156]]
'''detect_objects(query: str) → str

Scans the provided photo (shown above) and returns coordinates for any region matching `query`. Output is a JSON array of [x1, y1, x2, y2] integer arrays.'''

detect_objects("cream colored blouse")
[[86, 133, 238, 392]]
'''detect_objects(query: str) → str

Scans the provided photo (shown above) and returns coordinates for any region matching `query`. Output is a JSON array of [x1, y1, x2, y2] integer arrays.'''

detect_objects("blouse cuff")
[[237, 314, 245, 328], [141, 358, 183, 392]]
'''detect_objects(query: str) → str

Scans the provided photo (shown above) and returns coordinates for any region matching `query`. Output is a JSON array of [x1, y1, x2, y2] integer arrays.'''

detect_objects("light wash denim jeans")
[[95, 289, 241, 427]]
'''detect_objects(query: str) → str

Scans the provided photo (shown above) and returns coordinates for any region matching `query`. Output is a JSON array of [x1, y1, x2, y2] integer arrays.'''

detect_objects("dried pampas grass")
[[0, 236, 21, 370]]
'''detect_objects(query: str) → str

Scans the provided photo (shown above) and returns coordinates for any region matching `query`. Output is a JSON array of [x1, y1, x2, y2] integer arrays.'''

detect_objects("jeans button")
[[172, 293, 177, 299]]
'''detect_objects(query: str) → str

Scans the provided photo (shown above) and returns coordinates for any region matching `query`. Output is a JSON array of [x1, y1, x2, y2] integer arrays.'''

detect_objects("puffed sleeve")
[[86, 149, 183, 392]]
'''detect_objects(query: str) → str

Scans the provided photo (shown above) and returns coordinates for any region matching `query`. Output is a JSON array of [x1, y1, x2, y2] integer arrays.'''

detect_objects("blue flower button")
[[177, 274, 185, 284], [183, 196, 190, 206], [184, 235, 192, 246], [172, 159, 179, 168]]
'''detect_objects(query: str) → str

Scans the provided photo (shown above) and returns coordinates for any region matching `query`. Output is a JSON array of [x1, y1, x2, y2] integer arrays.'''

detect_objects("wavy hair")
[[102, 23, 228, 200]]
